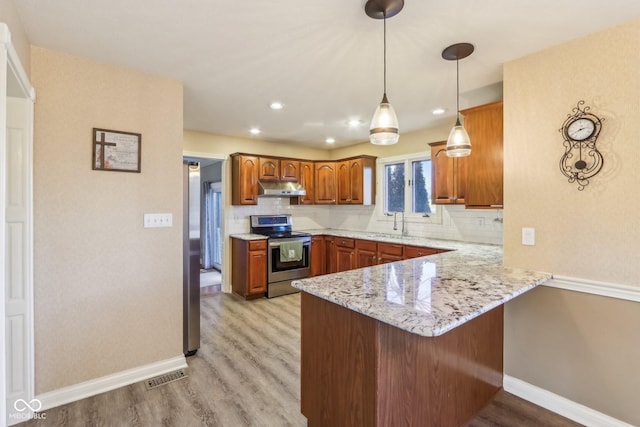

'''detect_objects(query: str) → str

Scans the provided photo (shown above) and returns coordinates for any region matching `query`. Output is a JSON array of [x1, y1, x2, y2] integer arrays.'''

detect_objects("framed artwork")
[[92, 128, 141, 173]]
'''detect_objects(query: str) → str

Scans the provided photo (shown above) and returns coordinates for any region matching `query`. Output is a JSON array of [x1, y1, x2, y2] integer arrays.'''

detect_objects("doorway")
[[182, 153, 225, 296]]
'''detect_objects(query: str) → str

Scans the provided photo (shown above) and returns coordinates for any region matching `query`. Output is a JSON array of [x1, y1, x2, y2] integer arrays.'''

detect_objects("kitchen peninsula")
[[292, 238, 551, 426]]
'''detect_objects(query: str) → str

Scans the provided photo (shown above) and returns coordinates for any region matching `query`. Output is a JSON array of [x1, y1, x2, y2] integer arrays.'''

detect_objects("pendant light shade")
[[365, 0, 404, 145], [370, 93, 399, 145], [442, 43, 474, 157]]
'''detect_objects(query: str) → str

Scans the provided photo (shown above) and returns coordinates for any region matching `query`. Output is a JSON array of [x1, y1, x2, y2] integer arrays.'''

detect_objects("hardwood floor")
[[20, 293, 582, 427]]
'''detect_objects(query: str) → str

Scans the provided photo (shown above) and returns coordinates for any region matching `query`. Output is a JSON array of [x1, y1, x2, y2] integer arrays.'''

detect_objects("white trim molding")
[[36, 355, 187, 411], [544, 275, 640, 303], [504, 375, 635, 427]]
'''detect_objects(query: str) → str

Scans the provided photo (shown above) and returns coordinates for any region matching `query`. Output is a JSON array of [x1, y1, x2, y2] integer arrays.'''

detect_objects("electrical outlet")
[[522, 227, 535, 246], [144, 213, 173, 228]]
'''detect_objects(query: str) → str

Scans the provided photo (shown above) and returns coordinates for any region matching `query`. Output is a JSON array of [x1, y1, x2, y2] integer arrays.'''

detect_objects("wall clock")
[[559, 101, 604, 190]]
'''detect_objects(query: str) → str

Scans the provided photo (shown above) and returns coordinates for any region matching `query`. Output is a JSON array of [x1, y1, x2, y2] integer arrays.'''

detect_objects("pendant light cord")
[[383, 12, 387, 95], [456, 57, 460, 118]]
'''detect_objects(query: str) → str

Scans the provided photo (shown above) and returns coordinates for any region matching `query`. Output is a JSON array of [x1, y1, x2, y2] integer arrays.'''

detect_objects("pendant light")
[[365, 0, 404, 145], [442, 43, 474, 157]]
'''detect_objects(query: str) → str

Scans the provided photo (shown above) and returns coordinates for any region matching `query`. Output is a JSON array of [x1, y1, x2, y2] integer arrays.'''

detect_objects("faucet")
[[391, 212, 408, 236]]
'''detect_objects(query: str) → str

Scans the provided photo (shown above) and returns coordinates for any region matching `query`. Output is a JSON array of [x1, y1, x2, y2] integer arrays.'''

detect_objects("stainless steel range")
[[250, 214, 311, 298]]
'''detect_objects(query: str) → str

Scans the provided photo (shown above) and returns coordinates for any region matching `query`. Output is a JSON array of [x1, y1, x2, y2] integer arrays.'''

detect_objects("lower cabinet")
[[313, 235, 449, 277], [310, 235, 325, 277], [335, 238, 356, 272], [231, 238, 267, 299], [404, 245, 440, 259], [356, 240, 378, 268]]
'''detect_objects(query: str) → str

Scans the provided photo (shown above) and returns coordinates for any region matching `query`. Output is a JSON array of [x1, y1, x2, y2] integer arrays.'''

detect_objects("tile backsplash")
[[227, 197, 503, 245]]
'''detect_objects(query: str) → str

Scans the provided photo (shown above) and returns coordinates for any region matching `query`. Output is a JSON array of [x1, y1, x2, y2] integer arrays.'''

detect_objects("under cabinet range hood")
[[258, 181, 306, 197]]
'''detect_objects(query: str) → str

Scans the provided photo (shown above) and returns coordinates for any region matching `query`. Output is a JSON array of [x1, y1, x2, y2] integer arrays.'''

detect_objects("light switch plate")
[[522, 227, 535, 246], [144, 213, 173, 228]]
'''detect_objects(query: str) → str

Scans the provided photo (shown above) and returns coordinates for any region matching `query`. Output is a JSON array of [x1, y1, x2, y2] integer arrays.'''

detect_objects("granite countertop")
[[292, 231, 552, 337], [230, 233, 268, 241]]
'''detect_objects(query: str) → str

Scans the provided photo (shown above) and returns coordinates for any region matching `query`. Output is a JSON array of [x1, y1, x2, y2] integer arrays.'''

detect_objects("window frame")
[[376, 153, 442, 224]]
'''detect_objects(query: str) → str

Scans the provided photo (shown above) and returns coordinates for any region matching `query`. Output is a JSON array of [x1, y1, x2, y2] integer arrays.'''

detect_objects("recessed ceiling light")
[[432, 108, 446, 115], [325, 137, 336, 144], [269, 102, 284, 110], [249, 127, 261, 135], [348, 119, 363, 127]]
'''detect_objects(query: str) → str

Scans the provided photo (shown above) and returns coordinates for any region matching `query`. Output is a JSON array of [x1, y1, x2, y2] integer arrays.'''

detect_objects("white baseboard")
[[504, 375, 635, 427], [36, 355, 187, 411], [545, 275, 640, 303]]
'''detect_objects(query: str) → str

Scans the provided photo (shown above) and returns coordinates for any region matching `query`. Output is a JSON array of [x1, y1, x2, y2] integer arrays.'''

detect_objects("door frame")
[[182, 151, 228, 290], [1, 23, 36, 425]]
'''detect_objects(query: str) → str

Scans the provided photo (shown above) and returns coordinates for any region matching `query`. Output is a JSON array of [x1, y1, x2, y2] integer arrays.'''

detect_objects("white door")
[[5, 95, 34, 425]]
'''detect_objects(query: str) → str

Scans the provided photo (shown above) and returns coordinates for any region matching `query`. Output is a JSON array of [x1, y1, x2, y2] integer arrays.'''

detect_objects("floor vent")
[[145, 369, 188, 390]]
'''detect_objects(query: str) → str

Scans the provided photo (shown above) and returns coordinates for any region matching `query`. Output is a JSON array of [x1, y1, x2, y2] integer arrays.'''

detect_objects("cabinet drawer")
[[404, 245, 439, 259], [335, 237, 355, 249], [356, 239, 377, 252], [249, 239, 267, 251], [378, 242, 403, 256]]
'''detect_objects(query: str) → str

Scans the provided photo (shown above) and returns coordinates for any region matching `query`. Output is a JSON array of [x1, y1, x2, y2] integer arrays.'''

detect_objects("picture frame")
[[92, 128, 141, 173]]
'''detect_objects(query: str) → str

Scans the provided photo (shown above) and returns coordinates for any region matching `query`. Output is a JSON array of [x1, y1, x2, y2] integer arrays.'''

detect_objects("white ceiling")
[[12, 0, 640, 148]]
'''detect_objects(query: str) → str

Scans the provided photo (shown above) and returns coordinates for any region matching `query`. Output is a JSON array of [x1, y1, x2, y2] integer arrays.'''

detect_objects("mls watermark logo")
[[9, 398, 47, 421]]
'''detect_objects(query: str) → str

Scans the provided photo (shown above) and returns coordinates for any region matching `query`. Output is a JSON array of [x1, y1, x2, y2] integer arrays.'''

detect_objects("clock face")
[[566, 117, 596, 141]]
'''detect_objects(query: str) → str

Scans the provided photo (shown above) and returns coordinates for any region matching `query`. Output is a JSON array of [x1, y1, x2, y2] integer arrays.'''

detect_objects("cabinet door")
[[337, 159, 370, 205], [259, 157, 280, 181], [247, 250, 267, 294], [325, 236, 337, 274], [336, 246, 355, 272], [310, 235, 325, 276], [314, 162, 337, 204], [298, 161, 315, 205], [280, 160, 300, 182], [461, 101, 503, 208], [377, 242, 404, 265], [337, 161, 351, 204], [429, 142, 466, 205], [232, 155, 259, 205]]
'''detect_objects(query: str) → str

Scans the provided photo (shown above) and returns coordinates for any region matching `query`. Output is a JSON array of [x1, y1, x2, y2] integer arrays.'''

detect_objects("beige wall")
[[503, 18, 640, 425], [32, 47, 184, 393], [0, 0, 31, 74]]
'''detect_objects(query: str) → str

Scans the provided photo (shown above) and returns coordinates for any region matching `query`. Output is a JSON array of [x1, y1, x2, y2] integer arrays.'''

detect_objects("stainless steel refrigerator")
[[183, 161, 200, 356]]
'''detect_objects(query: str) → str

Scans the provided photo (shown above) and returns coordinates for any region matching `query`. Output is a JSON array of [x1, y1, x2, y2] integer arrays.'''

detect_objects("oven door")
[[268, 237, 311, 283]]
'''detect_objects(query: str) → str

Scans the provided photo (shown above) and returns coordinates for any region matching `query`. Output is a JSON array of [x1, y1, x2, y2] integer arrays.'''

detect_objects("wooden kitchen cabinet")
[[231, 238, 267, 299], [461, 101, 504, 208], [335, 237, 356, 272], [377, 242, 404, 264], [404, 245, 439, 259], [324, 236, 337, 274], [314, 162, 337, 205], [356, 240, 378, 268], [310, 235, 325, 277], [296, 161, 315, 205], [429, 141, 467, 205], [231, 154, 259, 205], [280, 159, 300, 182], [259, 157, 280, 181], [337, 156, 376, 205]]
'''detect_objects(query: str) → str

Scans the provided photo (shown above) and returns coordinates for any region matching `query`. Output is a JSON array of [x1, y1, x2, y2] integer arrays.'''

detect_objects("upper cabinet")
[[231, 153, 376, 206], [280, 159, 300, 182], [428, 101, 503, 209], [259, 157, 280, 181], [297, 161, 315, 205], [460, 101, 504, 208], [429, 141, 467, 205], [232, 154, 259, 205], [337, 156, 376, 205], [314, 162, 337, 205]]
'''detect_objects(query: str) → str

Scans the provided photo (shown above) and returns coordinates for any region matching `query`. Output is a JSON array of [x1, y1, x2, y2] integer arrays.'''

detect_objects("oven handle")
[[269, 238, 311, 247]]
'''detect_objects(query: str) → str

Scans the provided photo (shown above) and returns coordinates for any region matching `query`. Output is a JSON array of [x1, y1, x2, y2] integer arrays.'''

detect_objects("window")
[[379, 154, 439, 221]]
